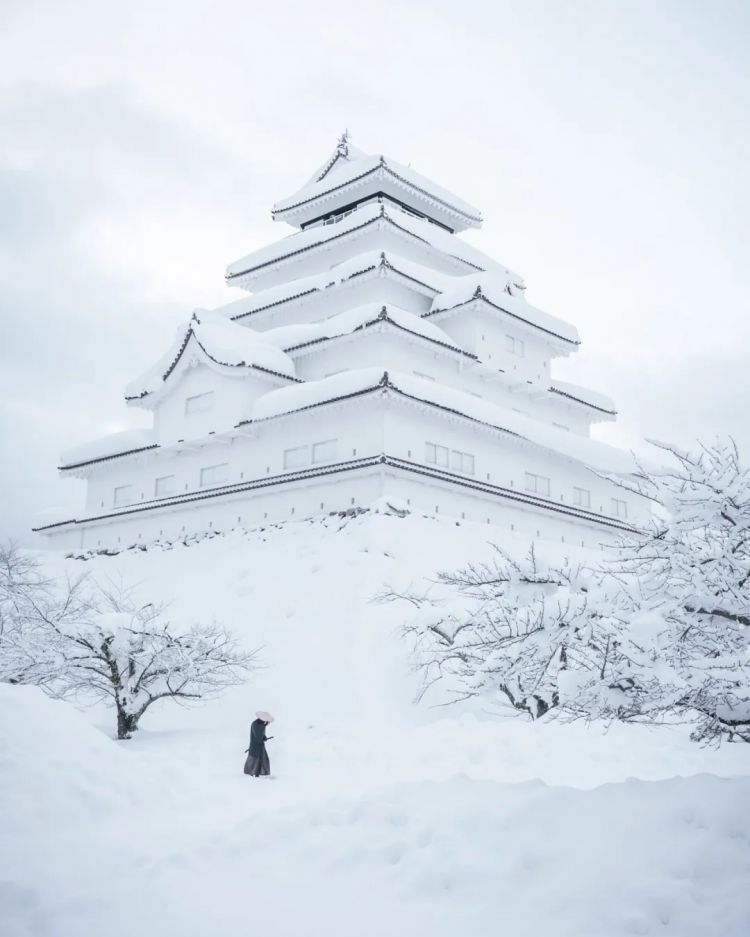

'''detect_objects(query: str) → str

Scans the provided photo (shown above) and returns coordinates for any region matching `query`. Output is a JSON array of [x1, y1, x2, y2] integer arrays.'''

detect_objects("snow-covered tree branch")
[[382, 545, 625, 719], [387, 439, 750, 742], [607, 438, 750, 741], [0, 546, 258, 739]]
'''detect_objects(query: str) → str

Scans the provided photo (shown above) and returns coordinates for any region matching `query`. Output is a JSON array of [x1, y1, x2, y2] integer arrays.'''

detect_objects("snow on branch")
[[386, 438, 750, 743]]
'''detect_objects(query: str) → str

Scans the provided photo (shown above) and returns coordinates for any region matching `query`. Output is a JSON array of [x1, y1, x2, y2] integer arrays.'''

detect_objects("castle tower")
[[36, 136, 643, 550]]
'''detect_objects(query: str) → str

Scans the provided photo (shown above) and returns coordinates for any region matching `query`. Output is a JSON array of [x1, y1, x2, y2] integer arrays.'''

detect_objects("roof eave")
[[271, 162, 482, 232], [427, 295, 580, 351]]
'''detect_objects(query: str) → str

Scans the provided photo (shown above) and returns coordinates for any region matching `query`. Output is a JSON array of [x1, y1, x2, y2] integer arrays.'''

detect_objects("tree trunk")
[[116, 706, 140, 740]]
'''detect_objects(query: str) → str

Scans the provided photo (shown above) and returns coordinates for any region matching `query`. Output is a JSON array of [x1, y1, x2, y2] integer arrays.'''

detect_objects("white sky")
[[1, 0, 748, 542]]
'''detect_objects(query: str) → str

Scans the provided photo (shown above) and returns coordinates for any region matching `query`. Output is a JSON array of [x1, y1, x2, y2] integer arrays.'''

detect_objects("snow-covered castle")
[[37, 135, 647, 550]]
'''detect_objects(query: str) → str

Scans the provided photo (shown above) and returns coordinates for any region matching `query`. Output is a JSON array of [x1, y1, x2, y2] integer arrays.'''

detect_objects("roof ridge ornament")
[[336, 129, 350, 157]]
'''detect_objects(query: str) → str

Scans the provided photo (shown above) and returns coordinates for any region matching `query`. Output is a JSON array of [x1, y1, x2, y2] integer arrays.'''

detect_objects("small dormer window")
[[185, 391, 214, 416]]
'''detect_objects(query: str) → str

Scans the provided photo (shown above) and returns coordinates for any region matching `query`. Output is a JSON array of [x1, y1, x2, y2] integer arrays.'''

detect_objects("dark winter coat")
[[244, 718, 271, 776]]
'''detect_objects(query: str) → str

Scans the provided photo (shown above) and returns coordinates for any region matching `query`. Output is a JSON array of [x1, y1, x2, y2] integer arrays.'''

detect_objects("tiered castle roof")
[[51, 135, 624, 533]]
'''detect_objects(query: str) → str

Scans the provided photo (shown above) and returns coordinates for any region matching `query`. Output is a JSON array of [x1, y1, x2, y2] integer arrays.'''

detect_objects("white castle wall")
[[55, 389, 643, 553], [51, 462, 628, 554]]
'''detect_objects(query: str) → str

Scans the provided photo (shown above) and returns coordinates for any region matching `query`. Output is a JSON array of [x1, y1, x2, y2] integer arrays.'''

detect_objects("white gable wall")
[[152, 360, 288, 446]]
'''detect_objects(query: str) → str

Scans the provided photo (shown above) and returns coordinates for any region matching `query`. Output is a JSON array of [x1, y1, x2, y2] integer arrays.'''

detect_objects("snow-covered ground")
[[2, 512, 749, 936]]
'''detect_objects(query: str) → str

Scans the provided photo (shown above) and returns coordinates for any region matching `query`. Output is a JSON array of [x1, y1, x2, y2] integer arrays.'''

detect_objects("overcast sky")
[[1, 0, 748, 543]]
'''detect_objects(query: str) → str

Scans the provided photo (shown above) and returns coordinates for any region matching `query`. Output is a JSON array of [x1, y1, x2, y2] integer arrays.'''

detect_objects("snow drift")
[[2, 514, 749, 937]]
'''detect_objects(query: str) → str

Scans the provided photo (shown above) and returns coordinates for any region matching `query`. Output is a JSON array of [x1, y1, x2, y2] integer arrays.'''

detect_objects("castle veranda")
[[36, 136, 648, 550]]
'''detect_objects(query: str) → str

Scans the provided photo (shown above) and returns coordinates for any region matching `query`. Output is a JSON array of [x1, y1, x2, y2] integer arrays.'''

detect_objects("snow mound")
[[0, 684, 150, 833], [6, 517, 749, 937], [45, 773, 750, 937]]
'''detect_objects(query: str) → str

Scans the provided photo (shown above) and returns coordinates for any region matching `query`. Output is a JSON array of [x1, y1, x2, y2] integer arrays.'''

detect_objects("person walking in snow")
[[244, 710, 274, 777]]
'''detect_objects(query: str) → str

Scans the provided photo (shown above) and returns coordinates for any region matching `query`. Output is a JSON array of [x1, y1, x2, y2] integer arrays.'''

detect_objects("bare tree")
[[0, 546, 257, 739], [0, 541, 53, 642]]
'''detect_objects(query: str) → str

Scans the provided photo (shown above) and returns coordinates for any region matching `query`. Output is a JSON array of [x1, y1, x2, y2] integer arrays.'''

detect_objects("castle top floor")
[[269, 133, 482, 234]]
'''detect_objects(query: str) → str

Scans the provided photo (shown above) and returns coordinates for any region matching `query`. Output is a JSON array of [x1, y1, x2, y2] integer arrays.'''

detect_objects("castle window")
[[185, 391, 214, 415], [451, 450, 475, 475], [155, 475, 176, 498], [113, 485, 133, 507], [505, 335, 525, 357], [284, 445, 308, 469], [312, 439, 338, 464], [611, 498, 628, 518], [573, 487, 591, 509], [425, 442, 449, 468], [199, 463, 228, 487], [525, 472, 550, 497]]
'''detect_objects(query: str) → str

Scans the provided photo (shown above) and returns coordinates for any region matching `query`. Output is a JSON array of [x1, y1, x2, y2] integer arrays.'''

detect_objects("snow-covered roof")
[[246, 369, 635, 474], [250, 368, 387, 422], [271, 135, 483, 233], [550, 379, 616, 416], [218, 251, 399, 321], [125, 312, 297, 402], [429, 274, 579, 346], [60, 429, 157, 470], [218, 250, 452, 324], [220, 245, 576, 357], [272, 303, 475, 358], [225, 202, 516, 287]]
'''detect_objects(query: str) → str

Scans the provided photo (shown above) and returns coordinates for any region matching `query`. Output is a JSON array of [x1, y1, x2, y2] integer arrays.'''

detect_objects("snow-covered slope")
[[2, 513, 749, 937]]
